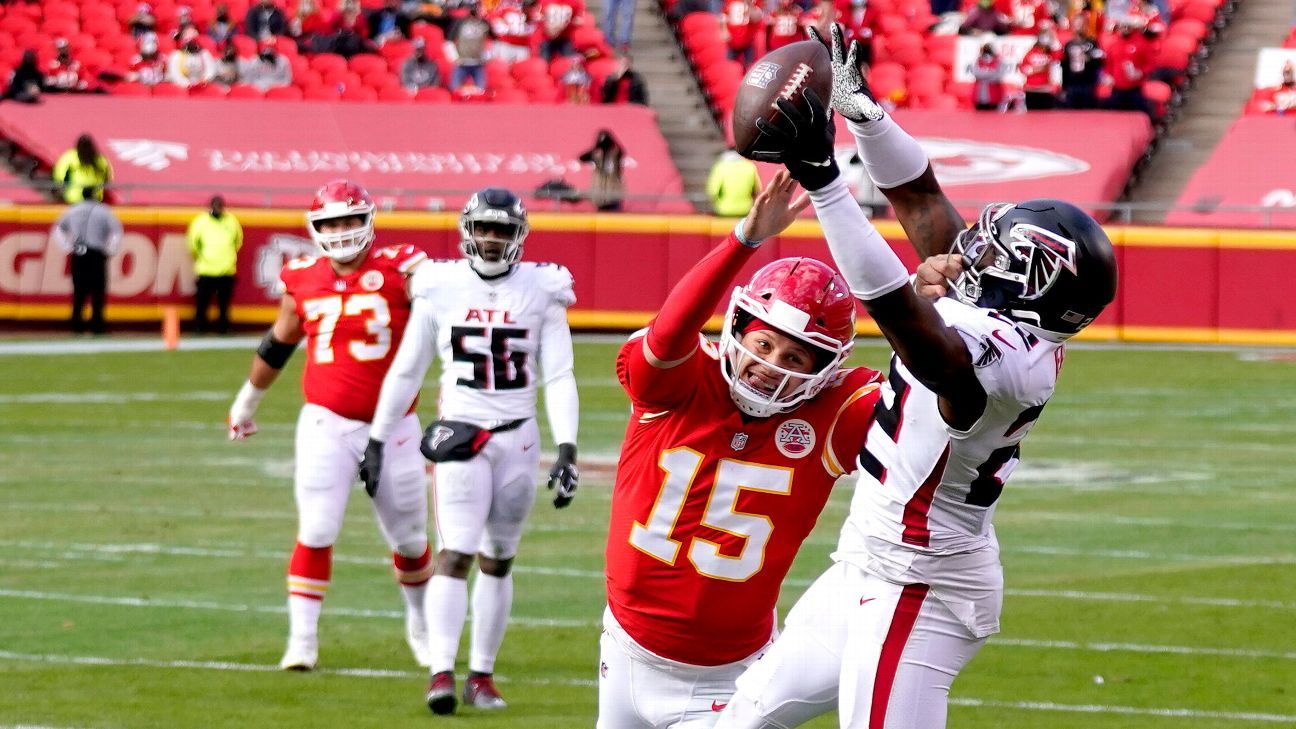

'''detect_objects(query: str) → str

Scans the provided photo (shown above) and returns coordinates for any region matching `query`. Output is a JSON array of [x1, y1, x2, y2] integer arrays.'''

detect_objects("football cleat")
[[405, 609, 432, 668], [278, 636, 318, 671], [463, 673, 507, 710], [426, 670, 457, 715]]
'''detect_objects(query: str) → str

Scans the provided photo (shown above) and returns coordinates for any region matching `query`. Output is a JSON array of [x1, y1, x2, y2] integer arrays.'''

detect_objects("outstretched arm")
[[228, 295, 304, 440]]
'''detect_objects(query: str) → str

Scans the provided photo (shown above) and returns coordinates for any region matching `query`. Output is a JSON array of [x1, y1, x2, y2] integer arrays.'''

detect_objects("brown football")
[[731, 40, 833, 161]]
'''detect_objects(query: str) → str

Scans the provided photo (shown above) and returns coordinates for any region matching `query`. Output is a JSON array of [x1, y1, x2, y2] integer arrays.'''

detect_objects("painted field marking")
[[2, 589, 1293, 661], [0, 650, 1291, 723]]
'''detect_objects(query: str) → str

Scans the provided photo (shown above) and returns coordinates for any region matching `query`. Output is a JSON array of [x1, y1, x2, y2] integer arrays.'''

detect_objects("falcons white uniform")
[[717, 296, 1063, 729], [370, 258, 579, 557]]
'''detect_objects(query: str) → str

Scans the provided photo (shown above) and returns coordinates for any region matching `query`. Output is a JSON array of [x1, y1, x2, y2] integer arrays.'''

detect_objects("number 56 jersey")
[[280, 245, 426, 422], [406, 259, 576, 424]]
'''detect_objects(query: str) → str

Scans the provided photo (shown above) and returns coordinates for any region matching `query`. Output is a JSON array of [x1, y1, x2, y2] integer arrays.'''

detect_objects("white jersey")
[[369, 258, 579, 446], [834, 297, 1062, 636], [411, 258, 575, 423]]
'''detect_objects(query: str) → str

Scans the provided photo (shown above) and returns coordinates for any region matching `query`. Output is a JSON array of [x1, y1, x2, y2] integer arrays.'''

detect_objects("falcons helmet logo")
[[1009, 224, 1079, 301]]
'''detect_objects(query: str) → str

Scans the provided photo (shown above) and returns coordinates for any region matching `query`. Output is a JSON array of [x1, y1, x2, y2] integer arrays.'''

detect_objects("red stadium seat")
[[379, 39, 414, 63], [1169, 18, 1209, 43], [232, 35, 257, 57], [310, 53, 348, 75], [340, 85, 378, 101], [493, 88, 528, 103], [112, 81, 151, 96], [485, 59, 511, 86], [877, 13, 908, 36], [364, 70, 399, 90], [378, 85, 413, 102], [265, 85, 304, 100], [228, 84, 265, 98], [412, 21, 444, 48], [924, 34, 957, 69], [303, 85, 342, 100], [679, 11, 720, 37], [688, 42, 727, 70], [511, 57, 548, 81], [81, 16, 119, 38], [43, 18, 79, 40], [415, 86, 451, 102], [1176, 0, 1217, 25], [526, 85, 561, 103], [886, 32, 925, 68], [190, 83, 229, 97], [349, 53, 387, 76], [151, 83, 186, 96]]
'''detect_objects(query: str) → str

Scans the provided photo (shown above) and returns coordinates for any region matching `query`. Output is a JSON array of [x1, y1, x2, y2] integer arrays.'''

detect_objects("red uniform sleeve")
[[646, 233, 756, 363], [615, 332, 713, 409], [821, 368, 884, 478]]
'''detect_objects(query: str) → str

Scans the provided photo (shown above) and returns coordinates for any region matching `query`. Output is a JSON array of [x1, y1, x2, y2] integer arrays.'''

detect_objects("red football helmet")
[[720, 257, 857, 417], [306, 179, 376, 262]]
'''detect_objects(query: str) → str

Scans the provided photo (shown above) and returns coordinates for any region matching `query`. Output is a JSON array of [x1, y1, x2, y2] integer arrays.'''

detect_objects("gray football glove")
[[809, 24, 886, 124]]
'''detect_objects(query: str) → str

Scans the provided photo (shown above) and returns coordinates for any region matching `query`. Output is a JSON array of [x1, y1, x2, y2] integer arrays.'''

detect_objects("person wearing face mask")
[[969, 41, 1006, 110], [1105, 18, 1152, 115], [245, 0, 289, 38], [1255, 61, 1296, 115], [44, 39, 89, 93], [213, 43, 241, 85], [167, 27, 216, 87], [400, 38, 443, 91], [364, 187, 581, 715], [187, 195, 243, 335], [1018, 29, 1060, 109], [596, 171, 883, 729], [208, 3, 237, 45], [2, 50, 45, 103], [129, 2, 158, 38], [240, 37, 293, 89], [129, 34, 168, 86]]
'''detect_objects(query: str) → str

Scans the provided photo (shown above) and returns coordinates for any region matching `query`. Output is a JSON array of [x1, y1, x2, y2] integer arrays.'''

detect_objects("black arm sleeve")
[[256, 331, 297, 369]]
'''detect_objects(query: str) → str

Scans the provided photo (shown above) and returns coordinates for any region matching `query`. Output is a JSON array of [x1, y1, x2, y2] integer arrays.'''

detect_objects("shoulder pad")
[[529, 261, 576, 307]]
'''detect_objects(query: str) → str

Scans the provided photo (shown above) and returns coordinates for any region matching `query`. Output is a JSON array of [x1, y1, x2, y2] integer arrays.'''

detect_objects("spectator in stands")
[[970, 41, 1007, 109], [240, 37, 293, 89], [401, 38, 443, 90], [960, 0, 1009, 34], [2, 50, 45, 104], [1018, 31, 1059, 108], [331, 0, 375, 57], [449, 6, 490, 90], [1105, 18, 1151, 115], [766, 0, 804, 51], [187, 194, 243, 335], [368, 0, 411, 44], [1061, 20, 1102, 108], [53, 134, 113, 204], [169, 27, 217, 87], [213, 43, 241, 85], [291, 0, 335, 48], [45, 39, 90, 94], [842, 0, 881, 67], [489, 0, 536, 63], [1004, 0, 1053, 35], [538, 0, 586, 60], [706, 148, 759, 217], [599, 53, 648, 103], [246, 0, 290, 38], [561, 55, 593, 102], [129, 34, 169, 86], [723, 0, 762, 67], [50, 188, 122, 335], [930, 0, 959, 17], [129, 3, 159, 39], [171, 6, 199, 44], [602, 0, 635, 53], [209, 4, 239, 46], [1255, 61, 1296, 115], [578, 129, 625, 211], [801, 0, 837, 39]]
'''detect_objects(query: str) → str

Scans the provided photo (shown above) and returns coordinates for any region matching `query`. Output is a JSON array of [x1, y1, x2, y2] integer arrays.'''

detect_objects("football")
[[731, 40, 834, 161]]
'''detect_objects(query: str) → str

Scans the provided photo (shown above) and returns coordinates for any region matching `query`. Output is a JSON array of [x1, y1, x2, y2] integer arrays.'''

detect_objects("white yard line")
[[0, 649, 1290, 723], [2, 589, 1293, 661], [0, 391, 230, 404]]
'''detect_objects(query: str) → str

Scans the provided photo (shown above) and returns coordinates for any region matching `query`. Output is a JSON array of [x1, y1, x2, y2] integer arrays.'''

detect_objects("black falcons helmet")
[[949, 199, 1118, 339], [459, 187, 528, 267]]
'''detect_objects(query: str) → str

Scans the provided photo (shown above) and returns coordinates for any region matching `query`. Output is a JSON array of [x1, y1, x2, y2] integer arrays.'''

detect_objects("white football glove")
[[228, 380, 265, 441], [812, 24, 886, 124]]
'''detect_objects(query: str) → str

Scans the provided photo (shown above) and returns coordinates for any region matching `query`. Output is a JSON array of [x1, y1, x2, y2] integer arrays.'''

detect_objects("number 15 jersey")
[[405, 258, 576, 425]]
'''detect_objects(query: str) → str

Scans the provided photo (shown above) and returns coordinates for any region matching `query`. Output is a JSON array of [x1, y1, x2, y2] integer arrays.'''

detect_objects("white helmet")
[[305, 179, 376, 262]]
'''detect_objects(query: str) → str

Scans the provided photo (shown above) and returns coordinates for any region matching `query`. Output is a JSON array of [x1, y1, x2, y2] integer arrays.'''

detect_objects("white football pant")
[[716, 562, 987, 729], [294, 403, 428, 555], [430, 418, 540, 559], [598, 607, 772, 729]]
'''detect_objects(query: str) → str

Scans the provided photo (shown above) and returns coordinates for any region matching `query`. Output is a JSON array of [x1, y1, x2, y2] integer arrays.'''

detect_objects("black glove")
[[359, 438, 384, 498], [752, 88, 840, 191], [547, 442, 579, 509]]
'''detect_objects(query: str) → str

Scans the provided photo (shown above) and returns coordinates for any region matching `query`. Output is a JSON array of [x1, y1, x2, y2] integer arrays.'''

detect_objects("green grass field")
[[0, 336, 1294, 728]]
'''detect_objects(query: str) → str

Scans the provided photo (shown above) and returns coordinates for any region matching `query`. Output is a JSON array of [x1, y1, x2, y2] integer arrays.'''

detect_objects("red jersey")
[[1107, 33, 1149, 89], [130, 55, 167, 86], [999, 0, 1050, 34], [1018, 45, 1057, 91], [538, 0, 584, 40], [489, 3, 536, 47], [724, 0, 761, 51], [606, 334, 882, 666], [766, 6, 803, 51], [279, 244, 426, 422], [1256, 83, 1296, 114]]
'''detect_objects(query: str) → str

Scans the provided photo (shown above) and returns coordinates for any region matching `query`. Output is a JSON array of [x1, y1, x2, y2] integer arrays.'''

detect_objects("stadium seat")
[[887, 32, 925, 68], [231, 35, 257, 57], [511, 57, 548, 81], [414, 86, 451, 102], [228, 84, 265, 98], [379, 39, 414, 64], [688, 42, 727, 70], [493, 88, 528, 103], [924, 34, 958, 69], [378, 85, 414, 102], [526, 85, 562, 103], [190, 83, 229, 97], [350, 53, 387, 76], [112, 81, 151, 96], [303, 85, 342, 100], [339, 85, 376, 102], [364, 70, 400, 90], [151, 83, 186, 96], [265, 85, 304, 100], [310, 53, 347, 75], [1143, 79, 1173, 117], [485, 59, 511, 86], [1169, 18, 1209, 44]]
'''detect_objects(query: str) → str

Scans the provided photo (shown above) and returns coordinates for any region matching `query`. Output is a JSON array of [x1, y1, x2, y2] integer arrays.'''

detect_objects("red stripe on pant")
[[870, 583, 930, 729]]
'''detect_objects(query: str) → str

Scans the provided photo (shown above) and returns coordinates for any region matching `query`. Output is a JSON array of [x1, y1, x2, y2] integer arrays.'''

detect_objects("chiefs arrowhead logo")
[[107, 138, 189, 171], [920, 138, 1089, 186]]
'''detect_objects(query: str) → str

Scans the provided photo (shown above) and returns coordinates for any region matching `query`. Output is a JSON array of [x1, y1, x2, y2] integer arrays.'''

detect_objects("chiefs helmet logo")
[[1009, 224, 1078, 301]]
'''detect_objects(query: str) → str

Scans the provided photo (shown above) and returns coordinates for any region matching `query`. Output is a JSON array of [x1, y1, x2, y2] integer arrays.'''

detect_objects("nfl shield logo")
[[746, 62, 781, 90], [730, 433, 749, 451]]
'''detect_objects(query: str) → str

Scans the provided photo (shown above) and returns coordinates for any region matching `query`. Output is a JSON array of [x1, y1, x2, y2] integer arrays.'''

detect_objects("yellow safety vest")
[[52, 149, 113, 204], [706, 154, 760, 218], [187, 212, 244, 277]]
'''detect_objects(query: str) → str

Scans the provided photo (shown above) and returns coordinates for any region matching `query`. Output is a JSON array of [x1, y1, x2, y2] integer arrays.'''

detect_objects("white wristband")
[[846, 115, 930, 190], [231, 380, 265, 416], [733, 219, 762, 248]]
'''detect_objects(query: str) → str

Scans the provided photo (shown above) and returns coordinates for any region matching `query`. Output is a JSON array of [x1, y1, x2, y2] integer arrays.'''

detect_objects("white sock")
[[401, 581, 429, 621], [426, 574, 468, 674], [287, 595, 322, 643], [469, 572, 513, 674]]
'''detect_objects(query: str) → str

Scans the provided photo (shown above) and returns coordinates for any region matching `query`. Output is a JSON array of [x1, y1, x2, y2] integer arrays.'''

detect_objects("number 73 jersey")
[[281, 245, 426, 422], [605, 334, 882, 666]]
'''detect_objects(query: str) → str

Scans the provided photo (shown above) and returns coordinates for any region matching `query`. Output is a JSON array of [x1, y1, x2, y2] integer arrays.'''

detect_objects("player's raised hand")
[[812, 23, 886, 124], [744, 170, 812, 242], [754, 88, 838, 190], [547, 443, 579, 509], [227, 381, 265, 441], [914, 253, 966, 300], [359, 438, 384, 497]]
